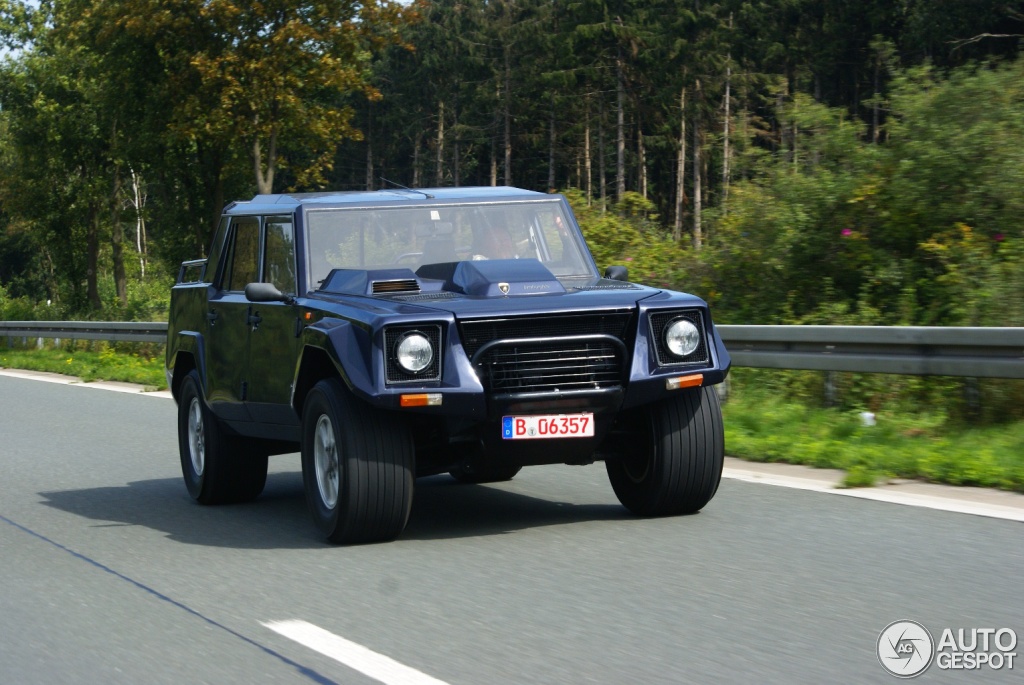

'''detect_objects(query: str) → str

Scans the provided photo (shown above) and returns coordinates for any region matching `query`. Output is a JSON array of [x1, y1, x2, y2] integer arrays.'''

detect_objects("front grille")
[[476, 339, 623, 394], [460, 313, 633, 395], [459, 312, 633, 358]]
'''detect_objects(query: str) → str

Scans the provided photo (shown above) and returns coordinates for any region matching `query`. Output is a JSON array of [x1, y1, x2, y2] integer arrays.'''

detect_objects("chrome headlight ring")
[[395, 331, 434, 373], [664, 318, 701, 358]]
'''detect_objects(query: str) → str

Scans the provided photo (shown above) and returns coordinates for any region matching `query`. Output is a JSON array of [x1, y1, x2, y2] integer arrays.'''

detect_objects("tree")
[[76, 0, 415, 231], [1, 2, 119, 309]]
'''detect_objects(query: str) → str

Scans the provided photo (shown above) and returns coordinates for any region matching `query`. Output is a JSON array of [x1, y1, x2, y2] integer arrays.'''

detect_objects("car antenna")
[[380, 177, 434, 199]]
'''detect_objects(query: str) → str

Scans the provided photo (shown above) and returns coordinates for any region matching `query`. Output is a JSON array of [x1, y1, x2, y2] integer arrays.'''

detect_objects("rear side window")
[[222, 217, 260, 292]]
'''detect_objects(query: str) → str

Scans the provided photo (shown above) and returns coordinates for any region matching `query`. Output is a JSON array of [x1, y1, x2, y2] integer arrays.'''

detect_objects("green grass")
[[722, 391, 1024, 491], [0, 347, 166, 390]]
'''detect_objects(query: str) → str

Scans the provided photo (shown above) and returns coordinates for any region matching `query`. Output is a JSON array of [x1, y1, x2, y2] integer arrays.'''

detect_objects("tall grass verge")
[[722, 370, 1024, 491], [0, 342, 165, 389]]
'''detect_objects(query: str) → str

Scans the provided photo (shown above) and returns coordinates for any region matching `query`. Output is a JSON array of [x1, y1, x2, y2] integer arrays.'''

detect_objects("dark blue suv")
[[166, 187, 730, 543]]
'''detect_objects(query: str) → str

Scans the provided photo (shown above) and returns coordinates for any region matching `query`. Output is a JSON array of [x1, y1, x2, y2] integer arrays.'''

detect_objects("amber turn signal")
[[665, 374, 703, 391], [400, 393, 443, 407]]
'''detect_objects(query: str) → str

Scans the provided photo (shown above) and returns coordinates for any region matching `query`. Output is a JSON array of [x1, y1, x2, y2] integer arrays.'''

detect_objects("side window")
[[264, 216, 296, 295], [222, 217, 260, 292], [205, 216, 230, 283]]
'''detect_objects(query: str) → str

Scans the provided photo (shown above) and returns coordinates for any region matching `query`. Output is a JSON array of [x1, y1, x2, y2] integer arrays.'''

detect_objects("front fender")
[[621, 298, 732, 409], [292, 315, 487, 418], [294, 318, 375, 401]]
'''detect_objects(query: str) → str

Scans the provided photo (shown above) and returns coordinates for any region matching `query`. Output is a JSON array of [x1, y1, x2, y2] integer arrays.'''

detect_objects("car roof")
[[224, 186, 551, 214]]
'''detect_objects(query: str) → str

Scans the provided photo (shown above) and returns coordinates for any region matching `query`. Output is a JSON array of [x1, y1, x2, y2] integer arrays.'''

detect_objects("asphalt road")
[[1, 374, 1021, 684]]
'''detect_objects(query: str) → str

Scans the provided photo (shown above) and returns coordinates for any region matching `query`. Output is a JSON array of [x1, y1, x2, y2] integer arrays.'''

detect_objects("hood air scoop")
[[319, 260, 566, 298], [372, 278, 420, 294], [319, 268, 421, 296], [416, 258, 566, 297]]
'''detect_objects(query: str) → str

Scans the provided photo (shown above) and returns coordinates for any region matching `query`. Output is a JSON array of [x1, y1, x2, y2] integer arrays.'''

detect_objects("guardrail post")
[[715, 376, 730, 404], [824, 371, 838, 408], [963, 377, 981, 420]]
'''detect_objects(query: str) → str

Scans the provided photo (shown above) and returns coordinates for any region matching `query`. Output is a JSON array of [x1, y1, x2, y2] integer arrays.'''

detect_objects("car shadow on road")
[[39, 471, 322, 549], [38, 471, 631, 549], [404, 475, 630, 541]]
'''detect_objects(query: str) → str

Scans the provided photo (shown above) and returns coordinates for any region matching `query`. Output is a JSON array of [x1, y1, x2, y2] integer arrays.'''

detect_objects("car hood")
[[314, 259, 694, 318]]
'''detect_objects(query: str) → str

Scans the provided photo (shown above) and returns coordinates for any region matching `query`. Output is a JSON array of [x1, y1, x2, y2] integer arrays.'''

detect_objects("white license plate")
[[502, 413, 595, 440]]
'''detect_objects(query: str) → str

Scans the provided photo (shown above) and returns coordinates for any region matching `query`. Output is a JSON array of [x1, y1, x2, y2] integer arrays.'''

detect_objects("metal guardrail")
[[1, 321, 1022, 378], [718, 325, 1024, 379], [0, 320, 168, 343]]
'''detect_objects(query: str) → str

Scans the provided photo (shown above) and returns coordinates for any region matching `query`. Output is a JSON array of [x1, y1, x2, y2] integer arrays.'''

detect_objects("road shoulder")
[[0, 367, 173, 398], [723, 457, 1024, 522]]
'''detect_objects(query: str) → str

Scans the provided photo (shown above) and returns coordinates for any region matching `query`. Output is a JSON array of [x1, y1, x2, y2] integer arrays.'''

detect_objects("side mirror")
[[604, 265, 629, 282], [244, 282, 293, 304]]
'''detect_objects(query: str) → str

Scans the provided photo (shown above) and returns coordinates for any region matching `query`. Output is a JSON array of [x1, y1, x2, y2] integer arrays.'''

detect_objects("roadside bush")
[[566, 189, 711, 298], [0, 282, 69, 321]]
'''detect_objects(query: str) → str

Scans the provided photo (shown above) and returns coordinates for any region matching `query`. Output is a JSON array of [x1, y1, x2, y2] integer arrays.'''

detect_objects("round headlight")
[[665, 319, 701, 358], [396, 332, 434, 373]]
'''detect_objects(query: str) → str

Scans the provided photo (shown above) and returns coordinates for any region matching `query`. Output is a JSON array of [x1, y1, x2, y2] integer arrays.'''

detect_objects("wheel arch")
[[292, 345, 348, 419], [292, 317, 375, 417], [169, 332, 206, 403]]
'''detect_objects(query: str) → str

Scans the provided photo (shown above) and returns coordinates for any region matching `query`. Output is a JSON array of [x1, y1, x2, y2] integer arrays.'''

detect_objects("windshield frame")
[[302, 198, 598, 292]]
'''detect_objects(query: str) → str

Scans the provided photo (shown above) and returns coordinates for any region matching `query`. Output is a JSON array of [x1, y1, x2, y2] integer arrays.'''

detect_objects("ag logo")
[[498, 282, 510, 295], [878, 620, 934, 678]]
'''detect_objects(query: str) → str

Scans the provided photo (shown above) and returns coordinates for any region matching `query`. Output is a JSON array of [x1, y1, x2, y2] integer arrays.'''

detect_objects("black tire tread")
[[606, 385, 723, 516], [302, 378, 414, 544], [177, 370, 268, 505]]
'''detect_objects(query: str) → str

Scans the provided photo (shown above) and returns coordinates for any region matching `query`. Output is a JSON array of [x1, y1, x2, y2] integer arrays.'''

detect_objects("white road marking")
[[0, 368, 172, 397], [263, 620, 450, 685], [0, 368, 78, 384], [722, 467, 1024, 522]]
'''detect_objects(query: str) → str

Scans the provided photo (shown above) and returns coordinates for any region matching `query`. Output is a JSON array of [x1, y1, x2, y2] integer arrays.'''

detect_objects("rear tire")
[[301, 378, 414, 544], [177, 370, 268, 504], [605, 386, 724, 516]]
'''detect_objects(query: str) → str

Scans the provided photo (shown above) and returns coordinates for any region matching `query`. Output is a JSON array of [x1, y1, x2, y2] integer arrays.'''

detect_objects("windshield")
[[304, 201, 595, 290]]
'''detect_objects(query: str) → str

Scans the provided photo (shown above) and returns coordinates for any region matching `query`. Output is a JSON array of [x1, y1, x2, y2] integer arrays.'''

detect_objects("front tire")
[[301, 378, 414, 544], [177, 370, 268, 504], [605, 386, 724, 516]]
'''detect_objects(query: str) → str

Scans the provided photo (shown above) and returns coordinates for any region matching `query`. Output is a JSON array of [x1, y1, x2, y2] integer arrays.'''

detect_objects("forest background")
[[0, 1, 1022, 448]]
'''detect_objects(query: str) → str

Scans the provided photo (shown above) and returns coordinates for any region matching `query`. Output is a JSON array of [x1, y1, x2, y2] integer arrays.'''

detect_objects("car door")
[[205, 215, 260, 424], [245, 214, 303, 431]]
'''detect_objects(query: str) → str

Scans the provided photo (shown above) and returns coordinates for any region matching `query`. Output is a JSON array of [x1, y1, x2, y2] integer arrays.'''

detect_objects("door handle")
[[207, 309, 219, 325], [247, 310, 262, 329]]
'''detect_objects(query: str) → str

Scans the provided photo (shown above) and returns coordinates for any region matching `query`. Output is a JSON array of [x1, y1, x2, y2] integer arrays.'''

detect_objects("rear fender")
[[168, 331, 206, 402]]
